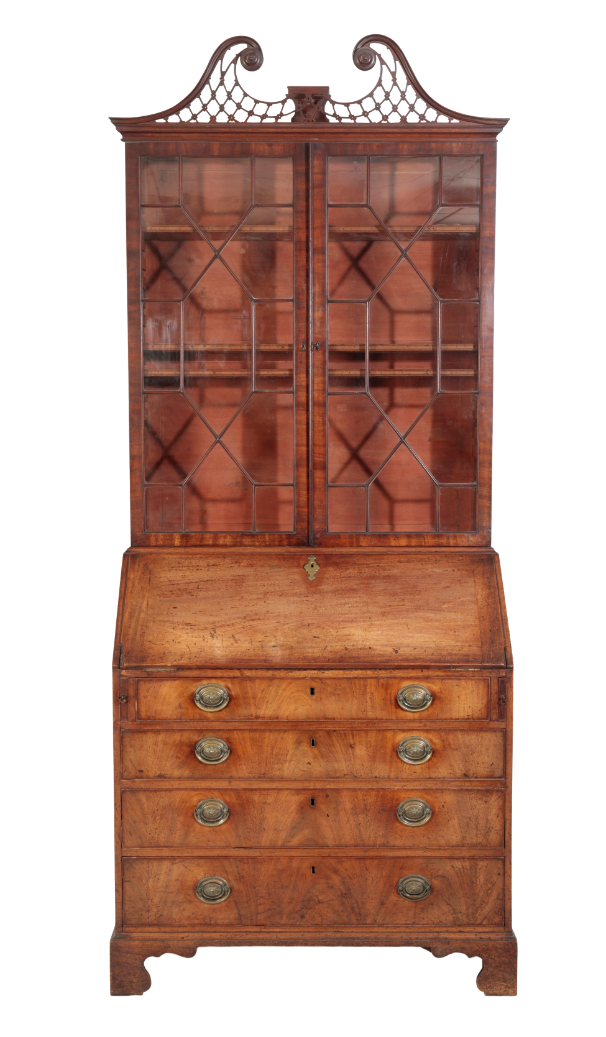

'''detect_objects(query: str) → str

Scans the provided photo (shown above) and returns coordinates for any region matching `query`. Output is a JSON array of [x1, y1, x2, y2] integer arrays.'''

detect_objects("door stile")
[[292, 143, 311, 543], [311, 144, 329, 540]]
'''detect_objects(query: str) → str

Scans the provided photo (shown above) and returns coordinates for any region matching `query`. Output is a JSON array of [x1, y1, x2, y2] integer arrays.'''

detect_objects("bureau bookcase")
[[110, 35, 516, 995]]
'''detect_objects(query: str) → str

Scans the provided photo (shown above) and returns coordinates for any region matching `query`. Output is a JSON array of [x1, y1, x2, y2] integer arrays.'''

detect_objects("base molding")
[[110, 928, 517, 996]]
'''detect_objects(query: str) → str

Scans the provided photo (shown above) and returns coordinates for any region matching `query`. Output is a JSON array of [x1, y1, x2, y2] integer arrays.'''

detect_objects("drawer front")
[[122, 788, 505, 848], [136, 677, 489, 721], [123, 855, 504, 928], [122, 729, 504, 779]]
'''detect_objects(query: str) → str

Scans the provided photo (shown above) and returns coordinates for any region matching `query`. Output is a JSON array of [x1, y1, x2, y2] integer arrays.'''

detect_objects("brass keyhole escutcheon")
[[304, 555, 320, 580]]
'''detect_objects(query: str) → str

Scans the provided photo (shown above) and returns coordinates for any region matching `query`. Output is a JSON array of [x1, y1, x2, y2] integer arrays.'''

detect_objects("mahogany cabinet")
[[110, 35, 515, 995]]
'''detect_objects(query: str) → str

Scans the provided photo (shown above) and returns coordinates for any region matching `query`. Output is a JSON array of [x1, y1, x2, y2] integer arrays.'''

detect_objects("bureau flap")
[[117, 550, 509, 669]]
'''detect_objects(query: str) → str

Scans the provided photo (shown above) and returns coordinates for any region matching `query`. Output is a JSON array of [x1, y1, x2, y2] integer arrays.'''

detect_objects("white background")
[[3, 0, 603, 1033]]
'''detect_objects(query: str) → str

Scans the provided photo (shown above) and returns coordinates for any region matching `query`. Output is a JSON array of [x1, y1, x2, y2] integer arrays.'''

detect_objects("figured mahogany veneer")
[[110, 34, 515, 997], [121, 728, 505, 780], [122, 855, 505, 928], [122, 788, 505, 848], [136, 676, 490, 721]]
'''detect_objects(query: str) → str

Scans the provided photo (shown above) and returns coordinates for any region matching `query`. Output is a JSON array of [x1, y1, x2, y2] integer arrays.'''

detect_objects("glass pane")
[[368, 258, 438, 424], [141, 158, 179, 205], [370, 157, 439, 235], [328, 156, 367, 204], [255, 485, 294, 531], [441, 302, 478, 391], [184, 443, 253, 531], [408, 207, 479, 299], [442, 157, 481, 205], [407, 394, 476, 483], [222, 394, 294, 483], [369, 445, 436, 532], [145, 485, 182, 531], [328, 486, 366, 532], [222, 207, 293, 299], [182, 157, 252, 244], [183, 260, 252, 434], [144, 393, 214, 484], [141, 208, 213, 299], [328, 394, 399, 484], [255, 301, 294, 389], [328, 302, 366, 390], [143, 302, 180, 389], [328, 231, 400, 300], [254, 157, 293, 204], [440, 486, 477, 531]]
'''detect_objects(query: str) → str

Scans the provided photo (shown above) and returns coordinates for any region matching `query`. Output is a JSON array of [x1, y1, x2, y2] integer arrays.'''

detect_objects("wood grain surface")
[[122, 787, 504, 848], [136, 675, 489, 720], [119, 549, 508, 668], [122, 854, 504, 927], [121, 728, 504, 779]]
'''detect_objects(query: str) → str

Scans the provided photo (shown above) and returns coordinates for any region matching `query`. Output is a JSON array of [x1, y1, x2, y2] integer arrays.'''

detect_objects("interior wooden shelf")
[[329, 344, 475, 352], [328, 224, 477, 234], [143, 344, 293, 352], [143, 344, 475, 352], [143, 224, 476, 236], [144, 369, 292, 378], [329, 369, 475, 378], [143, 368, 474, 378], [144, 225, 291, 234]]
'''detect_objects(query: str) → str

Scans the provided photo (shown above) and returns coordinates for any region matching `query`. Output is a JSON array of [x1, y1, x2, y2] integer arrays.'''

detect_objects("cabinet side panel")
[[477, 144, 496, 542], [126, 146, 144, 542]]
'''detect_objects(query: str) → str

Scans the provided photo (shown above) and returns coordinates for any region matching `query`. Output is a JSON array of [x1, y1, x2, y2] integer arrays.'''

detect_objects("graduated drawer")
[[135, 677, 489, 721], [121, 729, 504, 779], [122, 788, 505, 848], [122, 855, 504, 928]]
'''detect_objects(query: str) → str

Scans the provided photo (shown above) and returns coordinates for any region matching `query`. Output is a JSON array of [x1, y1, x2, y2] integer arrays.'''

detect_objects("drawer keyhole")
[[310, 687, 315, 696], [310, 798, 315, 806], [311, 867, 316, 874], [310, 738, 316, 747]]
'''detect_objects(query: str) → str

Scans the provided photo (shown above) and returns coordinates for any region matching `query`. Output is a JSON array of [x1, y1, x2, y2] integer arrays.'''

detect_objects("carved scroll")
[[123, 34, 497, 126]]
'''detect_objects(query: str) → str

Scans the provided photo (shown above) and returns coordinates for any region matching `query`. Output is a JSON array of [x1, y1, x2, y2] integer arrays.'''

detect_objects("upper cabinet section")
[[115, 36, 506, 547]]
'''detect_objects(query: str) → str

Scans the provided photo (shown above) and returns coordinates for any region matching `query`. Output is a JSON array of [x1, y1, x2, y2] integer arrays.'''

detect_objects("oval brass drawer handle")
[[195, 736, 231, 765], [194, 798, 230, 827], [397, 735, 433, 765], [194, 683, 230, 712], [397, 684, 433, 712], [195, 876, 231, 904], [397, 874, 432, 901], [397, 798, 432, 827]]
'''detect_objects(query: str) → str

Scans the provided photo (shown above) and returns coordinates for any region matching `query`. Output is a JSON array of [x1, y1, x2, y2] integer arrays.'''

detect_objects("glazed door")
[[132, 143, 308, 544], [311, 143, 491, 546]]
